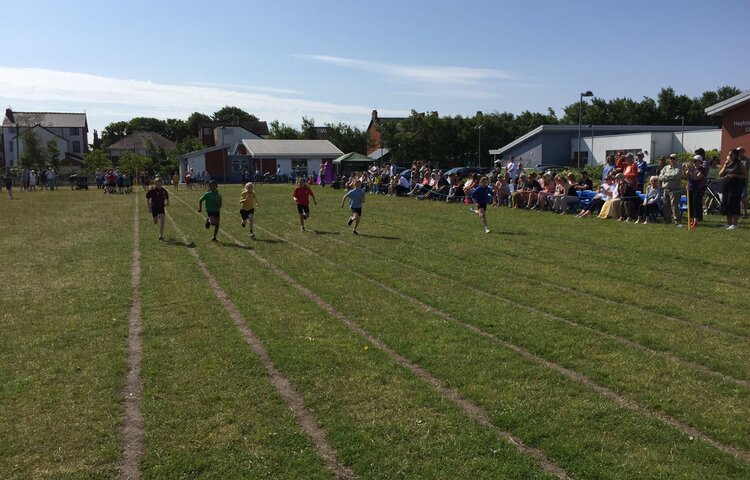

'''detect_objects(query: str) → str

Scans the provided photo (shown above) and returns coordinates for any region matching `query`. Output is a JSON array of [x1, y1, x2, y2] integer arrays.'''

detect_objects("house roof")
[[496, 124, 719, 154], [704, 90, 750, 116], [367, 148, 390, 160], [179, 145, 226, 160], [241, 139, 343, 157], [199, 120, 269, 137], [107, 131, 177, 151], [3, 112, 87, 128]]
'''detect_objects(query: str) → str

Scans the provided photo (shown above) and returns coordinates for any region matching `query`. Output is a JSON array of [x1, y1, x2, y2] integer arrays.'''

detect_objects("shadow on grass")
[[163, 239, 197, 248], [252, 238, 284, 244], [356, 233, 401, 240], [312, 230, 341, 235], [220, 241, 253, 250], [491, 231, 527, 236]]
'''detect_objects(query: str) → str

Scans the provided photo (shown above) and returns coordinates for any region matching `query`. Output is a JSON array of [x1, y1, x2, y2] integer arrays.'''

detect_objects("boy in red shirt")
[[292, 178, 317, 231]]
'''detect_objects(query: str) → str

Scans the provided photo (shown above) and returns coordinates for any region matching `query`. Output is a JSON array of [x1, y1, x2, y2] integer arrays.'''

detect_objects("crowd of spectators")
[[333, 148, 748, 229]]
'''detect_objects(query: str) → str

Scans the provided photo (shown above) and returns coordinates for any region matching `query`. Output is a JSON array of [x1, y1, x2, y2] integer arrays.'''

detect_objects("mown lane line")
[[164, 213, 357, 480], [121, 195, 144, 480], [274, 217, 750, 389], [170, 192, 572, 480], [412, 230, 750, 342], [255, 221, 750, 464]]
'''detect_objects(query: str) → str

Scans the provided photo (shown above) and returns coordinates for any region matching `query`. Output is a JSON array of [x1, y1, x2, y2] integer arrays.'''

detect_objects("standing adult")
[[602, 155, 616, 183], [506, 156, 517, 190], [21, 168, 30, 191], [46, 167, 56, 191], [737, 147, 750, 218], [719, 148, 747, 229], [623, 154, 638, 190], [3, 169, 13, 200], [635, 152, 648, 192], [659, 154, 684, 227], [685, 155, 707, 226]]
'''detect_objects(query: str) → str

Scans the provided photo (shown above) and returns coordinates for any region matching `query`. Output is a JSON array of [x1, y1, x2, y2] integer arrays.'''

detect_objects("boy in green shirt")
[[198, 180, 222, 241]]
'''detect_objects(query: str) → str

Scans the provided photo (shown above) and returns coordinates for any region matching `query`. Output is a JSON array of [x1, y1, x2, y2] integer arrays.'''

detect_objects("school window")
[[291, 159, 308, 174], [231, 158, 248, 172], [73, 141, 81, 153], [9, 142, 13, 152], [69, 127, 80, 136]]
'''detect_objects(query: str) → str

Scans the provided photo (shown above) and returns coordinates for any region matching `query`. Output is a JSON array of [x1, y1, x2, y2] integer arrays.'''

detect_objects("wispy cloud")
[[300, 54, 516, 86], [0, 66, 407, 132], [184, 81, 303, 96]]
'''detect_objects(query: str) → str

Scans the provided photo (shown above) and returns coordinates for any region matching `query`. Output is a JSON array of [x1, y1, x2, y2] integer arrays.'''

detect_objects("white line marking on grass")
[[277, 217, 750, 389], [437, 224, 750, 341], [121, 195, 144, 480], [256, 222, 750, 464], [169, 193, 572, 480], [164, 213, 357, 480]]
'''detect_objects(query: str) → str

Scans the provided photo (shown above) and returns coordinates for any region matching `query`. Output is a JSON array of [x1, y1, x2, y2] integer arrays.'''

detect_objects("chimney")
[[372, 110, 378, 120]]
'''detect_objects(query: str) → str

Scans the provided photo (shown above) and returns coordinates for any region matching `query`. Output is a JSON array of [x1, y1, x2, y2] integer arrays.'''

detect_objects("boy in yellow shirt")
[[239, 182, 259, 238]]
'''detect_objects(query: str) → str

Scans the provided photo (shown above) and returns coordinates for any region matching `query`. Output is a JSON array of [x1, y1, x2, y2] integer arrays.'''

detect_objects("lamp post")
[[675, 115, 685, 153], [475, 124, 484, 167], [5, 108, 19, 168], [586, 124, 594, 164], [577, 91, 593, 169]]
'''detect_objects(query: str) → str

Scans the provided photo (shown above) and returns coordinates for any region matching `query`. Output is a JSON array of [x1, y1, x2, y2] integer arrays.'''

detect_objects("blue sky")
[[1, 0, 747, 140]]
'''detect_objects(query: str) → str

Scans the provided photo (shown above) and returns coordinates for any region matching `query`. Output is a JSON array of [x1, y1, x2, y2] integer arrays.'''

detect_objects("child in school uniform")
[[198, 180, 222, 241], [239, 182, 259, 238], [292, 178, 317, 231]]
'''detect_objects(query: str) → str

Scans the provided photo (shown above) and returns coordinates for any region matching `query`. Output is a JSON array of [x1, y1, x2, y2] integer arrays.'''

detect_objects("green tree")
[[326, 122, 367, 155], [101, 121, 129, 148], [212, 106, 258, 123], [92, 129, 102, 150], [127, 117, 166, 136], [300, 116, 317, 139], [19, 130, 45, 169], [118, 151, 149, 178], [268, 120, 300, 139], [84, 149, 112, 174], [46, 140, 61, 170], [186, 112, 212, 138], [163, 118, 190, 142]]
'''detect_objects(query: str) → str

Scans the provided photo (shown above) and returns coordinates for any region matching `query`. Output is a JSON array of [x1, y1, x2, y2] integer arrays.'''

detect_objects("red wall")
[[721, 102, 750, 159], [205, 149, 226, 179]]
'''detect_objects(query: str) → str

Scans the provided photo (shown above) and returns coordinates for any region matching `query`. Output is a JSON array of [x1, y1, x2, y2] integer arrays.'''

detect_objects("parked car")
[[443, 166, 490, 177], [533, 164, 569, 174]]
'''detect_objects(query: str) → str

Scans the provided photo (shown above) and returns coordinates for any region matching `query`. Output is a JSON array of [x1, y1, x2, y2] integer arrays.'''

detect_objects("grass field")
[[1, 183, 749, 479]]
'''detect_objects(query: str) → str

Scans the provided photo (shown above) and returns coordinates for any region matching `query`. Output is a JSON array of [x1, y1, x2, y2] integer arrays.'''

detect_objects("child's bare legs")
[[156, 214, 165, 238], [211, 216, 220, 240]]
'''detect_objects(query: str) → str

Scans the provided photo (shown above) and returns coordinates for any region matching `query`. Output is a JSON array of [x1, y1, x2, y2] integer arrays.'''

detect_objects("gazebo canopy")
[[332, 152, 373, 165]]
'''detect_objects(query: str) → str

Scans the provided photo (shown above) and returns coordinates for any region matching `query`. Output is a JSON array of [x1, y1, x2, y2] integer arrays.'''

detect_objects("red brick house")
[[705, 90, 750, 159]]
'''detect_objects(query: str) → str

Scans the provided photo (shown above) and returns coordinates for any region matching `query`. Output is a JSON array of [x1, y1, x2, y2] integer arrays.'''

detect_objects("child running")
[[470, 176, 492, 233], [198, 180, 222, 241], [292, 178, 316, 231], [239, 182, 259, 239], [145, 178, 169, 241], [340, 179, 365, 234]]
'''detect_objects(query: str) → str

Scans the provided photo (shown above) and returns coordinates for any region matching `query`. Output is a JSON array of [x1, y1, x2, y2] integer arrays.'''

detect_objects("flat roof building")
[[490, 124, 719, 168]]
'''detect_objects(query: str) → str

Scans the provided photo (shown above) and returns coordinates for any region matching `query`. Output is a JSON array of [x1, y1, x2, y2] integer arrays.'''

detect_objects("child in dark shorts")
[[146, 178, 169, 240], [470, 176, 492, 233], [292, 178, 316, 231], [198, 180, 222, 241], [239, 182, 259, 238]]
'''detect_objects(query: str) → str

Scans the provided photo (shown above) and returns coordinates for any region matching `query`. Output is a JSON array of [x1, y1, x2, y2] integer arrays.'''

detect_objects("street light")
[[578, 91, 593, 169], [675, 115, 685, 153], [475, 124, 484, 167]]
